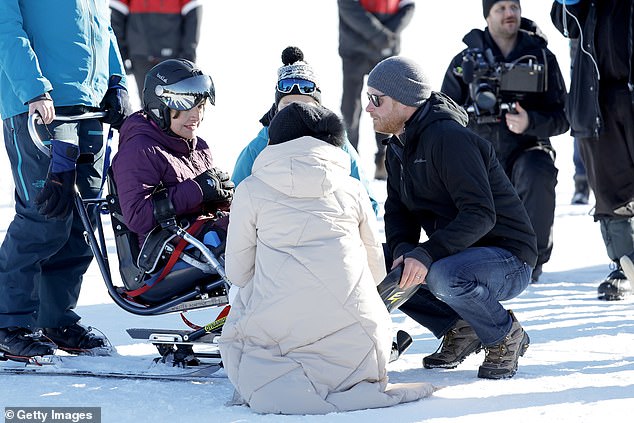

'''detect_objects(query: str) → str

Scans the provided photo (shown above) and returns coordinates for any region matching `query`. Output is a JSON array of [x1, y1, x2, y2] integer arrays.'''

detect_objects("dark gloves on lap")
[[34, 139, 79, 219], [193, 168, 235, 205], [100, 75, 132, 130]]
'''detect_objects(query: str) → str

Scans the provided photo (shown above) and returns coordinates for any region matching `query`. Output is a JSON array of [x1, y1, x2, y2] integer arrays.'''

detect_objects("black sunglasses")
[[367, 92, 386, 107]]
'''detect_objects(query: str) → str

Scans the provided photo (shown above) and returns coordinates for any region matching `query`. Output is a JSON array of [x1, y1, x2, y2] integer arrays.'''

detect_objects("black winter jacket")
[[337, 0, 415, 62], [384, 92, 538, 270], [551, 0, 634, 138], [110, 0, 202, 63], [441, 19, 568, 168]]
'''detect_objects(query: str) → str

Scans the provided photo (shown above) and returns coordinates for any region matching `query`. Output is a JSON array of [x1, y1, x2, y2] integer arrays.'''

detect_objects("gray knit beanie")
[[367, 56, 432, 107]]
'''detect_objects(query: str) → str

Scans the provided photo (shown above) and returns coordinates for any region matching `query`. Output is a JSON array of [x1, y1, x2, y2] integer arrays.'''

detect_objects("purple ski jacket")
[[111, 112, 214, 244]]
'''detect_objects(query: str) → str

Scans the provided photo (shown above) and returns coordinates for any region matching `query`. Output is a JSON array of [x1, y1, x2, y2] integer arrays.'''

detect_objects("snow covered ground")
[[1, 1, 632, 422]]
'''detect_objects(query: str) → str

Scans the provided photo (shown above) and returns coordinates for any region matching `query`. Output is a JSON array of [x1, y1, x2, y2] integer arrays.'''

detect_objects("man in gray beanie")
[[366, 56, 431, 108], [366, 55, 537, 380]]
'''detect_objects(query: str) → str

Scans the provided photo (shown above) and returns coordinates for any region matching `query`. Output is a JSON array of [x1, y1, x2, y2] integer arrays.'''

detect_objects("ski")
[[1, 350, 223, 382], [0, 363, 223, 382]]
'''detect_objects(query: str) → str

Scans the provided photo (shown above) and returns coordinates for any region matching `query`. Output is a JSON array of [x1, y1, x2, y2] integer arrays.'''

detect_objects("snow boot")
[[0, 327, 56, 358], [571, 175, 589, 205], [374, 151, 387, 180], [478, 311, 529, 379], [423, 319, 482, 369], [44, 322, 110, 355], [598, 266, 632, 301], [531, 264, 543, 283]]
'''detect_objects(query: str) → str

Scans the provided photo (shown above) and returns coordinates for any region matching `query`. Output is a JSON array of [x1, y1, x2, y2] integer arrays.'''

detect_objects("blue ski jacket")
[[0, 0, 126, 119]]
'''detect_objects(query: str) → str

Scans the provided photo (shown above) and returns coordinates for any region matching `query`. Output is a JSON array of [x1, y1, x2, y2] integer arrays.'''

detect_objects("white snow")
[[1, 1, 632, 422]]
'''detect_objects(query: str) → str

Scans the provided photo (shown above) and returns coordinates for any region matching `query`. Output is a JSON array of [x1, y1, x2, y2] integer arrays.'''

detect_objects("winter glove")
[[34, 139, 79, 219], [100, 75, 132, 130], [193, 168, 235, 205]]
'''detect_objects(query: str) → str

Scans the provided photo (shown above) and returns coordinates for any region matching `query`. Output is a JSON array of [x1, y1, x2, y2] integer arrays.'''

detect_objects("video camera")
[[459, 48, 546, 124]]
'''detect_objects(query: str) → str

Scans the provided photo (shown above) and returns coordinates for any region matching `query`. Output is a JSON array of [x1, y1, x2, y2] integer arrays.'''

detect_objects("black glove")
[[193, 168, 235, 204], [34, 139, 79, 219], [100, 75, 132, 130]]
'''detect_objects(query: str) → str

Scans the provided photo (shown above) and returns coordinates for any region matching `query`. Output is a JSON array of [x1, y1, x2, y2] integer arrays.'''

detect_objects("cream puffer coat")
[[219, 137, 434, 414]]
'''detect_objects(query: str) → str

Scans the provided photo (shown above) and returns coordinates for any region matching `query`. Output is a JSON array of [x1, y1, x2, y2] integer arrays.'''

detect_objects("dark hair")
[[268, 103, 346, 147]]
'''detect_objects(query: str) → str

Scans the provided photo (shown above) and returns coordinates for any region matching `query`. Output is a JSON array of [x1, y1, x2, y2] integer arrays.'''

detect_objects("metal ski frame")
[[27, 113, 231, 359]]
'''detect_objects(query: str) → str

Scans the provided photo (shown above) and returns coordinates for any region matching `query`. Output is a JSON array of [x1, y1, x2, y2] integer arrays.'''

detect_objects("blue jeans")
[[399, 247, 531, 346]]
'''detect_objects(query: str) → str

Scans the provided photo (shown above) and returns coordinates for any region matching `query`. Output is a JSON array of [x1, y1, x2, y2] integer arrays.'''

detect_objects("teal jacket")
[[232, 126, 380, 215], [0, 0, 126, 119]]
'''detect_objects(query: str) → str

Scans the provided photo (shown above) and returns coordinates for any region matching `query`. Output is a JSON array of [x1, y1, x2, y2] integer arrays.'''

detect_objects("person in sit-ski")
[[111, 59, 234, 275]]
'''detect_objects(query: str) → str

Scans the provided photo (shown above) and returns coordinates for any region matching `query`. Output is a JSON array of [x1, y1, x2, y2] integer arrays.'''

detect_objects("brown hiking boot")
[[478, 311, 529, 379], [423, 319, 482, 369]]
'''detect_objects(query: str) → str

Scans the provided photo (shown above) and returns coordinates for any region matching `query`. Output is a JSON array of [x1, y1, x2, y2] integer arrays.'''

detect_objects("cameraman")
[[441, 0, 569, 282]]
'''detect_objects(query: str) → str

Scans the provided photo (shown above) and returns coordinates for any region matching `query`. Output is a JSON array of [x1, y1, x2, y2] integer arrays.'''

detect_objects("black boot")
[[597, 266, 633, 301], [571, 174, 589, 205], [0, 327, 56, 357], [374, 151, 387, 180], [44, 322, 110, 355]]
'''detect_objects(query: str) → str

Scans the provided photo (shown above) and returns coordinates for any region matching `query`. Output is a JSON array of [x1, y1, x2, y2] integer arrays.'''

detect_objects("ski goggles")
[[276, 78, 317, 94], [155, 75, 215, 111], [367, 93, 387, 108]]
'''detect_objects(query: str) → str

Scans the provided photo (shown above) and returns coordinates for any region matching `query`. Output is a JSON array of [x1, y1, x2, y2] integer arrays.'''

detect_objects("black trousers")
[[508, 148, 558, 266], [579, 87, 634, 218], [0, 113, 105, 328], [340, 56, 389, 160], [130, 56, 162, 100]]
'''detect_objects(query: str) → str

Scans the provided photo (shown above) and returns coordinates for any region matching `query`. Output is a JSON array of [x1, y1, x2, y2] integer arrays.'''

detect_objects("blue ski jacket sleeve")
[[0, 0, 127, 120], [232, 126, 380, 216]]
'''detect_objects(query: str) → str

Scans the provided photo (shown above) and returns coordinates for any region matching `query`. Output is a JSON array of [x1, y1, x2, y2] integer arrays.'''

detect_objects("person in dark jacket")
[[0, 0, 130, 359], [337, 0, 415, 180], [111, 59, 233, 247], [366, 56, 537, 379], [110, 0, 203, 100], [551, 0, 634, 301], [442, 0, 569, 283]]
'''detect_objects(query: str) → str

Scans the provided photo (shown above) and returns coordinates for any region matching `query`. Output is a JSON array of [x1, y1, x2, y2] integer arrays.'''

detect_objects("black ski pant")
[[579, 87, 634, 217], [0, 112, 105, 329], [130, 56, 161, 100], [507, 147, 558, 267], [579, 86, 634, 261], [340, 55, 389, 160]]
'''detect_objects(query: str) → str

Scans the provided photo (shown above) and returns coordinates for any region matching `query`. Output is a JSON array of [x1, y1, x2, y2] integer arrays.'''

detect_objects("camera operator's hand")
[[505, 102, 530, 134], [193, 167, 235, 205]]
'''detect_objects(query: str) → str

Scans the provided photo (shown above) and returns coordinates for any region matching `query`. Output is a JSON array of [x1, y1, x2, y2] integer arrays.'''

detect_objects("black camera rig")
[[458, 48, 546, 124]]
